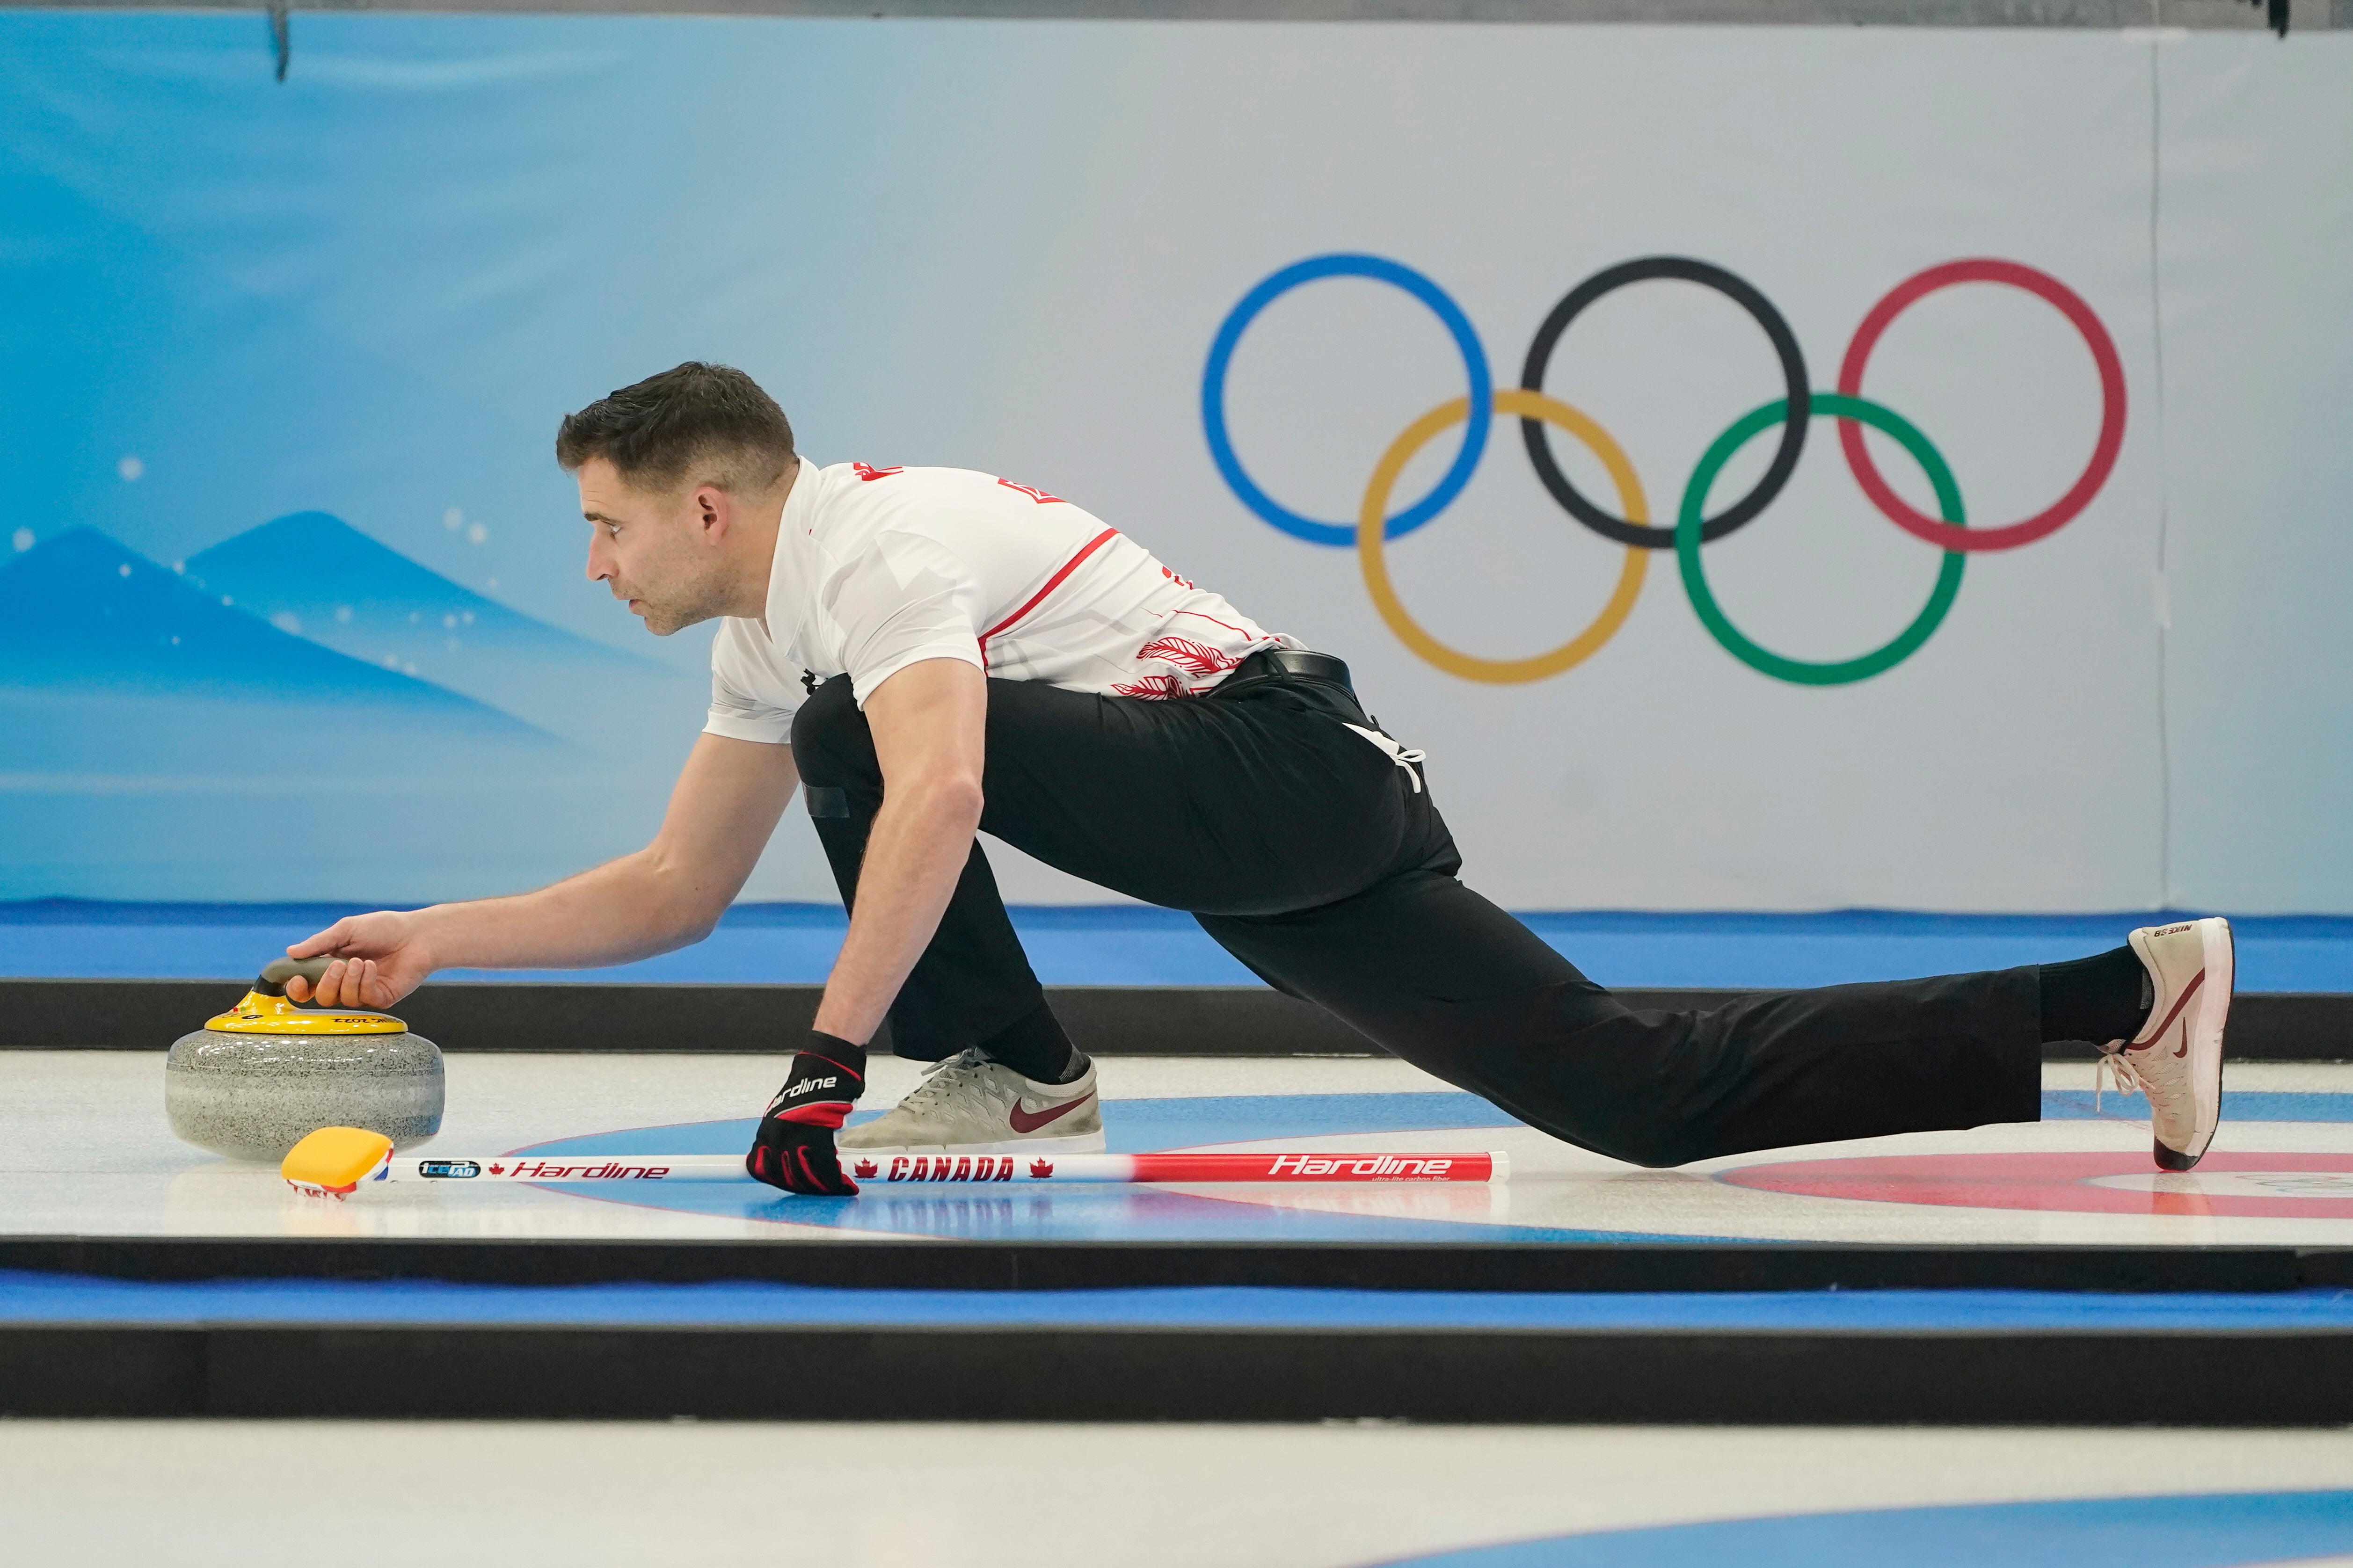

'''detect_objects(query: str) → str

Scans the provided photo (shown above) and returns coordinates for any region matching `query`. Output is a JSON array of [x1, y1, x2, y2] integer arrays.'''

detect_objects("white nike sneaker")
[[2094, 917, 2233, 1171], [839, 1049, 1105, 1157]]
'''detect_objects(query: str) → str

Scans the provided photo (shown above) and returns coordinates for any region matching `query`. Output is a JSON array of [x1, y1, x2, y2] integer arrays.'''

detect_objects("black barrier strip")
[[1, 979, 1365, 1055], [5, 1324, 2352, 1424], [6, 979, 2350, 1059], [3, 1237, 2345, 1294]]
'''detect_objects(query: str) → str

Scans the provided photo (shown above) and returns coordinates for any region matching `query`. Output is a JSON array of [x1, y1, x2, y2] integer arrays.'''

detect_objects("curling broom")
[[281, 1125, 1507, 1198]]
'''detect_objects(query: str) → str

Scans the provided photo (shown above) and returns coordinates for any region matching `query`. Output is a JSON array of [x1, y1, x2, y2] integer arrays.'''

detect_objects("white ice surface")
[[6, 1052, 2351, 1244], [4, 1423, 2353, 1568]]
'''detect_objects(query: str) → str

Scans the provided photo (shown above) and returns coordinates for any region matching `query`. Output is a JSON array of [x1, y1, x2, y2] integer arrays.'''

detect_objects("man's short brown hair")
[[555, 362, 796, 494]]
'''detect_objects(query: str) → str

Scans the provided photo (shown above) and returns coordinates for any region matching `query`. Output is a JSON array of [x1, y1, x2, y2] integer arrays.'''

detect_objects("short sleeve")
[[821, 530, 987, 707], [702, 619, 796, 744]]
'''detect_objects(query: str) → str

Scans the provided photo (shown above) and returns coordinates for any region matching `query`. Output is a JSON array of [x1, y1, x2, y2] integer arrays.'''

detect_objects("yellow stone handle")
[[207, 957, 407, 1035]]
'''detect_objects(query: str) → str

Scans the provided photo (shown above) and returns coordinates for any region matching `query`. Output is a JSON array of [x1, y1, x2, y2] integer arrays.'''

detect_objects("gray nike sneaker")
[[839, 1049, 1105, 1157]]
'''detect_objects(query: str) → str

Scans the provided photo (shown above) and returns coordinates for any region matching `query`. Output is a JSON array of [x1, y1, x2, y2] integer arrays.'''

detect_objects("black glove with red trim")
[[746, 1032, 867, 1196]]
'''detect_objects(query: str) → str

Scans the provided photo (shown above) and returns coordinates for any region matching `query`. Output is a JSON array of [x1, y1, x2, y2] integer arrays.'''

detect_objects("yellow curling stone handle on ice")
[[210, 956, 408, 1035]]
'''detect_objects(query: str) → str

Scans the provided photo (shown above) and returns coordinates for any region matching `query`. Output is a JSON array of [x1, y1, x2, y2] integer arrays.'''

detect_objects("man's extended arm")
[[289, 733, 801, 1007], [809, 657, 989, 1045], [742, 656, 987, 1195]]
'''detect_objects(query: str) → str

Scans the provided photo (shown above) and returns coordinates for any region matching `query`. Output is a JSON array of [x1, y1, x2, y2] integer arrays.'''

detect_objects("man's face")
[[578, 457, 734, 637]]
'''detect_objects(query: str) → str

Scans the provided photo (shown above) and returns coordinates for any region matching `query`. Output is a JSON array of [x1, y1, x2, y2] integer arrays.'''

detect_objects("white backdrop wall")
[[2155, 38, 2353, 913], [0, 15, 2344, 911]]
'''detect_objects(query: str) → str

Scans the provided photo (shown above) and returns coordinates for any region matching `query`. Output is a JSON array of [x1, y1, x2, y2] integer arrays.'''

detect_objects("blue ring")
[[1202, 254, 1492, 548]]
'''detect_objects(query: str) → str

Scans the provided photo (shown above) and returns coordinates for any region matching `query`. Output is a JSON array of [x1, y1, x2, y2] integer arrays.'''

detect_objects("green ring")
[[1676, 392, 1967, 686]]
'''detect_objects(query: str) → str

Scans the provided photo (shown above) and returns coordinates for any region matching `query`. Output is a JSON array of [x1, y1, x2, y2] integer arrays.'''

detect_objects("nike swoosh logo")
[[1009, 1091, 1094, 1135], [2127, 969, 2204, 1053]]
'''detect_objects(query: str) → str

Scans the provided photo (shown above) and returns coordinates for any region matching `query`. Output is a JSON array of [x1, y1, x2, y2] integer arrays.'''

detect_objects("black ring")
[[1518, 257, 1810, 551]]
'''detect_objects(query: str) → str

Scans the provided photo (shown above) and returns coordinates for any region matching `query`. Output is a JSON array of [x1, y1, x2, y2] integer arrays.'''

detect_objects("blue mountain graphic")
[[183, 513, 706, 752], [0, 528, 564, 774], [0, 530, 711, 902]]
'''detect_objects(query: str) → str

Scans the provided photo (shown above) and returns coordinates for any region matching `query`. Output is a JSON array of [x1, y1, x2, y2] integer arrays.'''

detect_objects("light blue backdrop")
[[2, 13, 2346, 912]]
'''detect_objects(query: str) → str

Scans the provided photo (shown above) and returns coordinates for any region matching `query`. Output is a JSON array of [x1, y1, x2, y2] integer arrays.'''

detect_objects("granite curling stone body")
[[165, 956, 443, 1161]]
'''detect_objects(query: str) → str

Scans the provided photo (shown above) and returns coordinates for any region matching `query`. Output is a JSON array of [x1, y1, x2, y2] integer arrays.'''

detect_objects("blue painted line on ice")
[[1371, 1491, 2353, 1568], [5, 1273, 2353, 1332], [2044, 1089, 2353, 1123]]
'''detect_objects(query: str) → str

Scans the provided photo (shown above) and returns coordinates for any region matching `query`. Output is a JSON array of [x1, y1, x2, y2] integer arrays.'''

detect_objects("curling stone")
[[165, 956, 443, 1161]]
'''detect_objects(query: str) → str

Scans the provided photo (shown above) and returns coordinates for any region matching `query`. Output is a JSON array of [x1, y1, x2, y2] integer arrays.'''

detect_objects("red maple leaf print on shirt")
[[852, 463, 903, 482], [1111, 673, 1188, 700], [1135, 636, 1243, 678]]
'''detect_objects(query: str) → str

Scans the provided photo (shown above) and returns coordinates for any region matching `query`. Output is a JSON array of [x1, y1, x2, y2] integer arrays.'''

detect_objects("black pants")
[[790, 670, 2042, 1169]]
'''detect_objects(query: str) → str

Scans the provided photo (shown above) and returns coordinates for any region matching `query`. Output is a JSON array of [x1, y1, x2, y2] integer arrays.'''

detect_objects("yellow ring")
[[1357, 388, 1648, 684]]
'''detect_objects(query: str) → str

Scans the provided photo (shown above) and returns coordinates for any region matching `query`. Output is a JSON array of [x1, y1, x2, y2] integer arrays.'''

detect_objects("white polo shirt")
[[704, 460, 1297, 745]]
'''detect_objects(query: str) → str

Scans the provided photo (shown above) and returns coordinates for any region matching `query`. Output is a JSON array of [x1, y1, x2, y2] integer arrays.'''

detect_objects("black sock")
[[2039, 945, 2153, 1044], [977, 1000, 1088, 1084]]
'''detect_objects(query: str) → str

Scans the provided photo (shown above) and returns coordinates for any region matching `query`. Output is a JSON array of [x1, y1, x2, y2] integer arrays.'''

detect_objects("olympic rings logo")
[[1202, 254, 2127, 685]]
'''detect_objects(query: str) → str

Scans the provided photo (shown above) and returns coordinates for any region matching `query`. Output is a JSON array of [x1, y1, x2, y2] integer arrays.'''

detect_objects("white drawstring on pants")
[[1342, 723, 1429, 794]]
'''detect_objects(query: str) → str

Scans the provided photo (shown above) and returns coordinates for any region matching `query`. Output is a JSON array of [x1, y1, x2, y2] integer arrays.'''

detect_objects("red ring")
[[1836, 259, 2126, 553]]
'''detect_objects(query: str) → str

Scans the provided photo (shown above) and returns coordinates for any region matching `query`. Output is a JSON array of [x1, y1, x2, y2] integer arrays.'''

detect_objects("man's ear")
[[693, 484, 727, 542]]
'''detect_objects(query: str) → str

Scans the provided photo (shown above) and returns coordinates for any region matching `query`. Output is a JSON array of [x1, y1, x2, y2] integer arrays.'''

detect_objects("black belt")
[[1214, 647, 1354, 697], [1212, 648, 1392, 749]]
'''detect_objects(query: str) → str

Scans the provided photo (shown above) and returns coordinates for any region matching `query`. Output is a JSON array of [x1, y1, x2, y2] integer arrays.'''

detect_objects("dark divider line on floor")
[[7, 1322, 2352, 1424], [8, 1238, 2351, 1293], [7, 978, 2348, 1060], [14, 982, 2353, 1067]]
